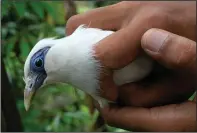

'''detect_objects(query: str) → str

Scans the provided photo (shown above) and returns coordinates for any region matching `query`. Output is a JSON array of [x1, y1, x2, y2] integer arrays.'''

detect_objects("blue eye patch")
[[30, 47, 50, 73]]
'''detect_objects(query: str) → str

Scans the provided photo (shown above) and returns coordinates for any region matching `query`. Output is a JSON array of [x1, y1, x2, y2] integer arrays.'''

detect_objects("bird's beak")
[[24, 73, 46, 111], [24, 89, 36, 111]]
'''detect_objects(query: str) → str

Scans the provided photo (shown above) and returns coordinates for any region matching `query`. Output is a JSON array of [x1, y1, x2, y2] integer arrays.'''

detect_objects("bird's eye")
[[35, 58, 43, 68]]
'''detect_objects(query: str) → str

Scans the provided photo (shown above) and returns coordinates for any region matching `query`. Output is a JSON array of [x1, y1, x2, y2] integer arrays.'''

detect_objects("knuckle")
[[151, 11, 167, 23], [66, 15, 80, 34], [141, 8, 168, 27]]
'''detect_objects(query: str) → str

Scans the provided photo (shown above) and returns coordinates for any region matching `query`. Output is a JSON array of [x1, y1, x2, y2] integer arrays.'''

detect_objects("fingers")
[[99, 101, 196, 131], [94, 11, 170, 68], [94, 14, 161, 69], [118, 71, 195, 107], [141, 28, 196, 73], [66, 2, 148, 68], [66, 2, 130, 35], [100, 64, 195, 108], [99, 69, 118, 101]]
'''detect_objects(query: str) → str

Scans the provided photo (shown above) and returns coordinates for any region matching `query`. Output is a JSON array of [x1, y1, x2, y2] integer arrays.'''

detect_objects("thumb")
[[141, 28, 196, 73]]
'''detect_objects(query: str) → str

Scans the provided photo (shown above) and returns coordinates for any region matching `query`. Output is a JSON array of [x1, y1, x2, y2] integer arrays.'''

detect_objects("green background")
[[1, 0, 127, 132]]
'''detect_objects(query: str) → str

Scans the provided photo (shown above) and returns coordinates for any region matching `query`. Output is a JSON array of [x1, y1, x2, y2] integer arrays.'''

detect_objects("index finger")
[[66, 2, 130, 35]]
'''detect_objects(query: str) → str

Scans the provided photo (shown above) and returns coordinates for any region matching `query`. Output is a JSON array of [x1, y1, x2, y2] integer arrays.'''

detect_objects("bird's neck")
[[44, 37, 101, 95]]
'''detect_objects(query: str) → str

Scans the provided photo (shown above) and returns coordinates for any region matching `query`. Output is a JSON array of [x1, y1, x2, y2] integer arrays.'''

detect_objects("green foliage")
[[2, 0, 125, 132]]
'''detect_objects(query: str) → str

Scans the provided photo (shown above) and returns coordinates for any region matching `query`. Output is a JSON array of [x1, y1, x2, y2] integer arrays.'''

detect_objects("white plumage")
[[24, 25, 153, 109]]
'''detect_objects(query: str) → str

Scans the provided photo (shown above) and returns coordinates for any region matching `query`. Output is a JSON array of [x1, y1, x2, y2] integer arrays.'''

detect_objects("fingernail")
[[142, 29, 168, 52]]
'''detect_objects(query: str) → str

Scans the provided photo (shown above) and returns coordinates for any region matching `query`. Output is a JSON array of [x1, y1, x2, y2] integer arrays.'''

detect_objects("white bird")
[[23, 25, 153, 111]]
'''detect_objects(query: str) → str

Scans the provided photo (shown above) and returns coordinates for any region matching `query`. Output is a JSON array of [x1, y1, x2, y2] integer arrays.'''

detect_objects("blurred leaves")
[[14, 3, 26, 17], [29, 2, 44, 19]]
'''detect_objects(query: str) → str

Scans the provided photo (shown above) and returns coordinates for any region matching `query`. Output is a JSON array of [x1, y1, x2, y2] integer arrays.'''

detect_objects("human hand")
[[95, 29, 196, 132], [66, 1, 196, 106]]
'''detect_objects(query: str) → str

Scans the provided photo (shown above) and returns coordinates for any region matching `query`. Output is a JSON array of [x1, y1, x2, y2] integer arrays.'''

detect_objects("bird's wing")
[[113, 55, 153, 86]]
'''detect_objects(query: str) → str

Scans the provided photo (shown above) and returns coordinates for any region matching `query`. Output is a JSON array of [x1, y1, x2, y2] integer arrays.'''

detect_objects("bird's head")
[[23, 25, 103, 111], [23, 38, 56, 111]]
